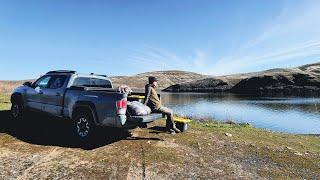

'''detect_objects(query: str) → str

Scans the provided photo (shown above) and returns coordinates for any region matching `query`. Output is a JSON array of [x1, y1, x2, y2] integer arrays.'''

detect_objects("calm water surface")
[[161, 93, 320, 134]]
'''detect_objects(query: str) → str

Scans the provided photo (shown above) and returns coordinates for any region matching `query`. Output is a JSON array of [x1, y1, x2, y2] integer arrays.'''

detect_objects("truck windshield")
[[73, 77, 112, 88]]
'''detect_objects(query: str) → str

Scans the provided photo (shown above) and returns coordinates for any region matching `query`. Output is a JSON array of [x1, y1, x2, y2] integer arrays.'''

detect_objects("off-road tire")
[[72, 110, 96, 143], [11, 99, 25, 121]]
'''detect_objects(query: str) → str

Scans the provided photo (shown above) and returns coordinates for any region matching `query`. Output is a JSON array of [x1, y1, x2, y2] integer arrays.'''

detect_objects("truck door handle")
[[56, 93, 61, 96]]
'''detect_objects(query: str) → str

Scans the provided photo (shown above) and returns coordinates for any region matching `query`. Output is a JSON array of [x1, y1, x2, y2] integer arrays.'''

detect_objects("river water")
[[160, 93, 320, 134]]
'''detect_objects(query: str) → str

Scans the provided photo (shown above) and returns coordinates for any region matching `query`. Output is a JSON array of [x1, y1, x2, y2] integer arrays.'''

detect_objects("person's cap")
[[148, 76, 158, 84]]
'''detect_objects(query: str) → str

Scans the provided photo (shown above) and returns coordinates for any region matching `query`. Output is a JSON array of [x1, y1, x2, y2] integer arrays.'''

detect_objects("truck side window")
[[33, 76, 52, 89], [91, 79, 112, 88], [48, 75, 67, 89], [73, 77, 112, 88], [73, 77, 91, 87]]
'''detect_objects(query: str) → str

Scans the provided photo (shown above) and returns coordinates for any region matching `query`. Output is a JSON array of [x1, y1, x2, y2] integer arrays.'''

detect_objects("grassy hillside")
[[0, 80, 26, 95], [110, 70, 206, 90], [2, 63, 320, 95], [164, 62, 320, 95]]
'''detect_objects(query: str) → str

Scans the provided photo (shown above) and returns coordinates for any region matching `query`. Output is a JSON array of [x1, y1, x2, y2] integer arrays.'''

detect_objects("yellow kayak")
[[129, 95, 145, 99], [174, 116, 192, 123]]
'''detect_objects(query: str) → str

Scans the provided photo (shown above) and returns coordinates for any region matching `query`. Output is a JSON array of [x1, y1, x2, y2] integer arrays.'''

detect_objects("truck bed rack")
[[69, 86, 119, 92]]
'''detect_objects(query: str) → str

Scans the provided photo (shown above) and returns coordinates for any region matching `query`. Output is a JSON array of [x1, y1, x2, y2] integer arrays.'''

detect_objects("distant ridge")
[[110, 70, 206, 90], [2, 62, 320, 96], [164, 62, 320, 95]]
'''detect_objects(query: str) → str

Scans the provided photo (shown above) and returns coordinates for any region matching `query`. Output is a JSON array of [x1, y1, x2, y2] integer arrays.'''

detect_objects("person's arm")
[[144, 86, 152, 105]]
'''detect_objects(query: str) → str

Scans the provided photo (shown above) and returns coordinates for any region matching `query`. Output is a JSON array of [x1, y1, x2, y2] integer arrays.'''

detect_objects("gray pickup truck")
[[11, 70, 162, 141]]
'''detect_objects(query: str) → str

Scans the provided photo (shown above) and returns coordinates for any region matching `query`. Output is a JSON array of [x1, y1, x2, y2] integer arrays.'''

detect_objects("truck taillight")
[[116, 99, 127, 109]]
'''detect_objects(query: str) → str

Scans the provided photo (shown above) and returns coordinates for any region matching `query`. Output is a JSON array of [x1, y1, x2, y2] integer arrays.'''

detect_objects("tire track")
[[140, 142, 146, 180], [16, 147, 61, 180]]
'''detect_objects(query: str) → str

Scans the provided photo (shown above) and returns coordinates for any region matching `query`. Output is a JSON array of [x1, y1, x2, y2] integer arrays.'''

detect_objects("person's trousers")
[[154, 106, 175, 129]]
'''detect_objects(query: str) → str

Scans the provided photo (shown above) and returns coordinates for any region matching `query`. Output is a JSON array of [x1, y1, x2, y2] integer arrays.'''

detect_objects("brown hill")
[[2, 63, 320, 96], [110, 70, 206, 90], [164, 62, 320, 95]]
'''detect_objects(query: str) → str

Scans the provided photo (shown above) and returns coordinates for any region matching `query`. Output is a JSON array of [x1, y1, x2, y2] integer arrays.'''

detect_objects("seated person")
[[144, 76, 181, 134], [50, 77, 63, 89]]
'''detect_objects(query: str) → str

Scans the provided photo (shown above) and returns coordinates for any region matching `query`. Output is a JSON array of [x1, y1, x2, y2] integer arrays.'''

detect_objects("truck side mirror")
[[23, 81, 32, 87]]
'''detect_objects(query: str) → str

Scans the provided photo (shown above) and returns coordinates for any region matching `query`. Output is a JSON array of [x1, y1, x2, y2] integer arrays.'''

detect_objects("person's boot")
[[166, 120, 181, 134], [166, 123, 176, 134], [168, 129, 176, 135], [172, 123, 181, 133]]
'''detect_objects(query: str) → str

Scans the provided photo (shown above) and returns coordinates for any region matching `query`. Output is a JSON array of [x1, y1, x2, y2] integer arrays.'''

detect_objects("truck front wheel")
[[11, 100, 25, 121], [73, 110, 96, 142]]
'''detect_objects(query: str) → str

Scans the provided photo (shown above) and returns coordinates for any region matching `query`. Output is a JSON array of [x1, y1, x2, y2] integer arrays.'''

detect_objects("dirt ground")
[[0, 109, 319, 180]]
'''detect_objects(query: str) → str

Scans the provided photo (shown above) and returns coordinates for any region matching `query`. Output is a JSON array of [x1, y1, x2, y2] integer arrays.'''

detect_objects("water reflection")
[[161, 93, 320, 134]]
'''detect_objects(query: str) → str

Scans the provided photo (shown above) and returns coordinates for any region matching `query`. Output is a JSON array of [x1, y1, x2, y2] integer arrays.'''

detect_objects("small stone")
[[147, 141, 151, 144], [200, 158, 205, 164], [286, 146, 293, 150], [225, 133, 232, 137], [294, 152, 303, 156], [197, 143, 202, 150]]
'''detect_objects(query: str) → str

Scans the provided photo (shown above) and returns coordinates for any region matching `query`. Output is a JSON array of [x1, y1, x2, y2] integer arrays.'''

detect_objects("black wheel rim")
[[11, 104, 20, 118], [76, 117, 90, 138]]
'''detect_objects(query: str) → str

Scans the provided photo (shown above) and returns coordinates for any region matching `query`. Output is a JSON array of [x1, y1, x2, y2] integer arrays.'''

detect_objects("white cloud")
[[211, 40, 320, 75], [210, 0, 320, 75], [127, 44, 209, 73]]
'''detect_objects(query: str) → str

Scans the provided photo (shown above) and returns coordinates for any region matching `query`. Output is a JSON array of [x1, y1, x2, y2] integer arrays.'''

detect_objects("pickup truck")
[[11, 70, 163, 141]]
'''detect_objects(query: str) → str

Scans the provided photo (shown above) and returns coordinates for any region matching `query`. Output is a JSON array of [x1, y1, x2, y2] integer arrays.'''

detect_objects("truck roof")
[[75, 73, 110, 80], [46, 70, 76, 74], [46, 70, 109, 79]]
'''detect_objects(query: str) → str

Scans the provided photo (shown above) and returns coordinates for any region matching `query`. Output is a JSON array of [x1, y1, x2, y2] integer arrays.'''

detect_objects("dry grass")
[[0, 80, 27, 95], [0, 94, 10, 110]]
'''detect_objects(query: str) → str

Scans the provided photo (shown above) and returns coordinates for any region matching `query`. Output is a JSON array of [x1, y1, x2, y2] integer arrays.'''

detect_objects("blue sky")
[[0, 0, 320, 80]]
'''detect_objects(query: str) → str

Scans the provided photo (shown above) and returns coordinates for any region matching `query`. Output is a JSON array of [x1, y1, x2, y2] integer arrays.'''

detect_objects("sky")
[[0, 0, 320, 80]]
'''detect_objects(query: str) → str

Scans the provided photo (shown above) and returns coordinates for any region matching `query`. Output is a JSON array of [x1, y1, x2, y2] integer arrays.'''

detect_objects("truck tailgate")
[[129, 113, 163, 123]]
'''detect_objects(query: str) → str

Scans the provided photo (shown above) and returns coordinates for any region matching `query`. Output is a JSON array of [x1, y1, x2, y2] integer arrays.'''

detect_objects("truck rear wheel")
[[73, 110, 96, 142]]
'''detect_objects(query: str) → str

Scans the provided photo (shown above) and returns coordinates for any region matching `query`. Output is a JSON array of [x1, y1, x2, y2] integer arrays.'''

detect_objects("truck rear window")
[[73, 77, 112, 88]]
